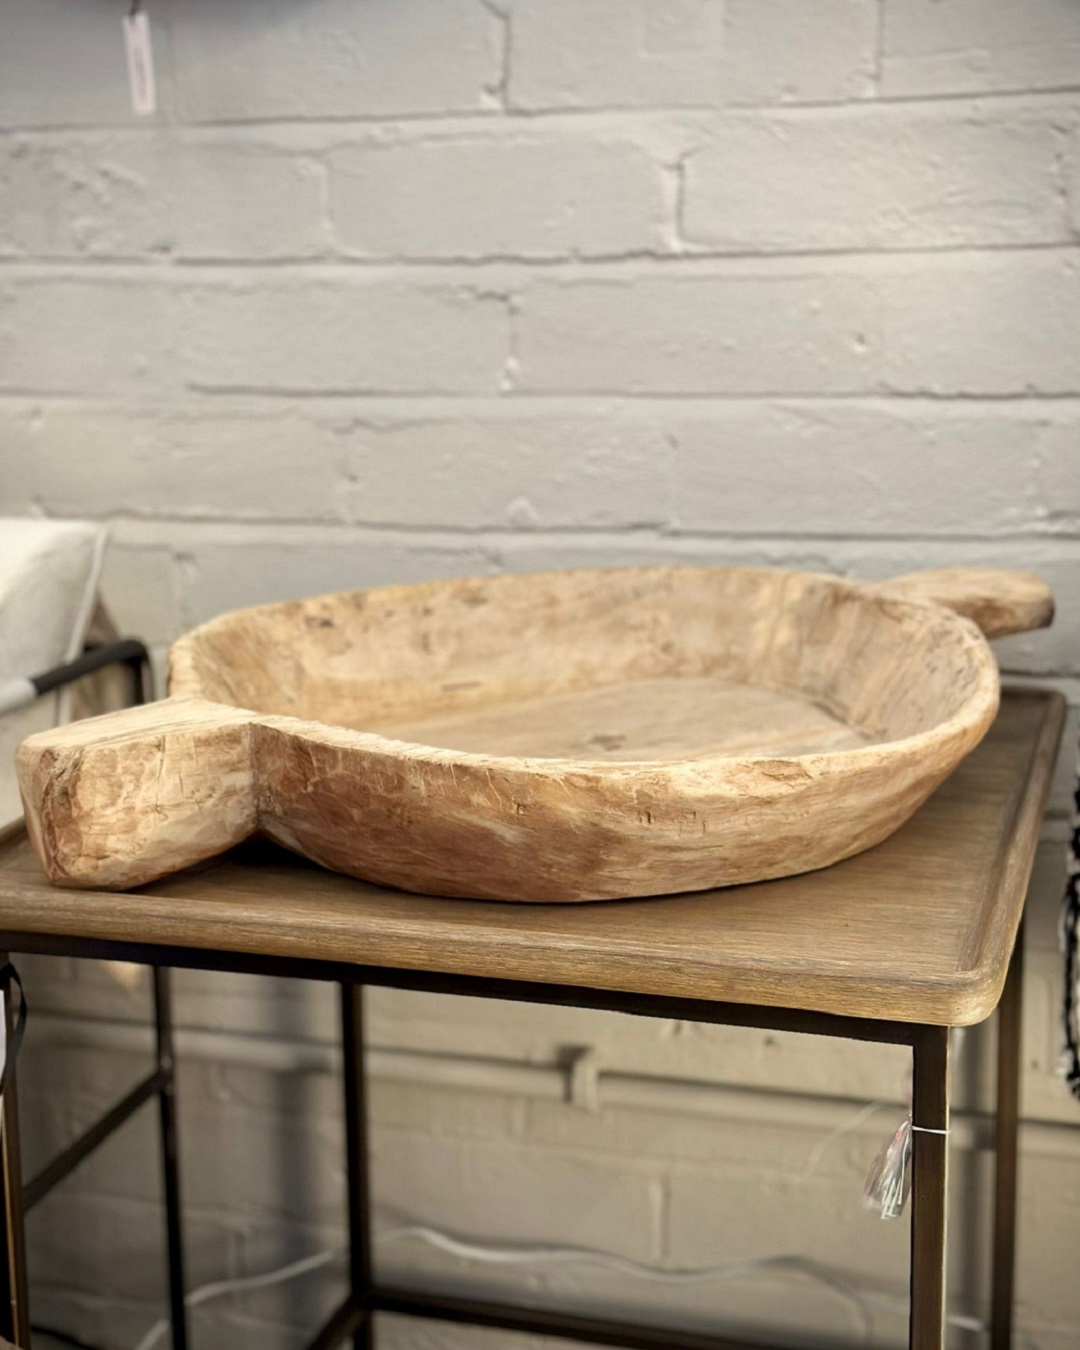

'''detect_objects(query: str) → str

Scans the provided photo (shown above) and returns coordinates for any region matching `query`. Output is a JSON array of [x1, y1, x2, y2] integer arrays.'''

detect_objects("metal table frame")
[[0, 637, 1030, 1350], [0, 918, 1024, 1350], [0, 638, 188, 1350]]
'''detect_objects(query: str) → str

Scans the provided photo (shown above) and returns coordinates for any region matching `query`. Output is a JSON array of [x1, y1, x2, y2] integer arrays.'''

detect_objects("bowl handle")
[[17, 695, 258, 890], [874, 568, 1054, 640]]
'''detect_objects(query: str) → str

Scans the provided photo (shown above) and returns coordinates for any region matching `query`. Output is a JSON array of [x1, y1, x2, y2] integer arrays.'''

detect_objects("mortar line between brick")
[[4, 393, 1080, 411], [59, 515, 1080, 549], [7, 389, 1080, 406], [3, 239, 1080, 272], [476, 0, 511, 112], [173, 388, 1080, 404], [5, 83, 1080, 137]]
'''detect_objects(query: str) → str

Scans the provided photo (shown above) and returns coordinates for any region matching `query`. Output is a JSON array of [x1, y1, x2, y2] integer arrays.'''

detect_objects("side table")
[[0, 690, 1065, 1350]]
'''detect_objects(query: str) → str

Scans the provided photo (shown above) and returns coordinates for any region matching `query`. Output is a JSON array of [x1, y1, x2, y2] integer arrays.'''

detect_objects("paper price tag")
[[123, 9, 157, 117]]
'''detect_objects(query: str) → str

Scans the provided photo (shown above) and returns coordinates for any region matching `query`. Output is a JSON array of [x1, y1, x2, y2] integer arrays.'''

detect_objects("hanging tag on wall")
[[123, 4, 157, 117]]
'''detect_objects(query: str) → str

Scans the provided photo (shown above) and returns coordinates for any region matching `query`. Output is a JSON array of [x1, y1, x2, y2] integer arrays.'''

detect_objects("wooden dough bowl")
[[18, 566, 1053, 903]]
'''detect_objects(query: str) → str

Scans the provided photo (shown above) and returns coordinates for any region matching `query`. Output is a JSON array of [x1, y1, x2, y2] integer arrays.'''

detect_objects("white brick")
[[211, 1234, 344, 1350], [366, 986, 686, 1074], [176, 276, 510, 394], [28, 1192, 237, 1300], [494, 253, 1080, 402], [665, 1156, 903, 1276], [329, 135, 664, 261], [25, 957, 335, 1041], [1036, 419, 1080, 530], [171, 0, 502, 122], [669, 401, 1058, 536], [661, 1158, 984, 1338], [0, 404, 349, 520], [22, 953, 153, 1025], [0, 134, 326, 261], [1027, 835, 1075, 953], [0, 138, 162, 259], [683, 106, 1067, 252], [180, 1102, 344, 1223], [333, 396, 1079, 544], [0, 1, 170, 128], [30, 1289, 166, 1350], [509, 0, 876, 110], [379, 1318, 562, 1350], [0, 401, 674, 532], [479, 531, 844, 583], [0, 275, 177, 394], [98, 542, 183, 648], [514, 270, 879, 394], [162, 528, 498, 626], [1066, 125, 1080, 236], [1017, 1154, 1080, 1332], [882, 0, 1080, 96], [722, 0, 877, 104], [197, 1311, 330, 1350], [522, 1088, 907, 1177], [880, 251, 1080, 395], [338, 412, 673, 528], [371, 1129, 659, 1257], [508, 0, 726, 110]]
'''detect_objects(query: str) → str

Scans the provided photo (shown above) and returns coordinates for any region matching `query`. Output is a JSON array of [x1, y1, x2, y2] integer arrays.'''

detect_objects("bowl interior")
[[169, 567, 991, 762]]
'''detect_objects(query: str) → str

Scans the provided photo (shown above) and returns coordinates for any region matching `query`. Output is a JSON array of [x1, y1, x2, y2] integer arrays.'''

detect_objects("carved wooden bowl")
[[18, 566, 1052, 902]]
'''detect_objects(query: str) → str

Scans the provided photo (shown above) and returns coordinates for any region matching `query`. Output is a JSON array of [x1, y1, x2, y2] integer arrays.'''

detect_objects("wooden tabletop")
[[0, 690, 1064, 1027]]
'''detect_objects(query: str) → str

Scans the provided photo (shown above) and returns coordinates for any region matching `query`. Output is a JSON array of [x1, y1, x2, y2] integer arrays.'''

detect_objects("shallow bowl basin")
[[18, 565, 1053, 901]]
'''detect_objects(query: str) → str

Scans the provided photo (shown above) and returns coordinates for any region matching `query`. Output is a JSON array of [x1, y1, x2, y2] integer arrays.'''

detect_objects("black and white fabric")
[[1062, 720, 1080, 1102]]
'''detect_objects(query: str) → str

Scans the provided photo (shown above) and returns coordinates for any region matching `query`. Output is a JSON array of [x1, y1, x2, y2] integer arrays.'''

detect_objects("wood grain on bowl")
[[17, 566, 1053, 902]]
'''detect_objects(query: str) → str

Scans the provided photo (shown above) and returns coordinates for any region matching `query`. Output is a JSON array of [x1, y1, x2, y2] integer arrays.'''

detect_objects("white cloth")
[[0, 519, 107, 826]]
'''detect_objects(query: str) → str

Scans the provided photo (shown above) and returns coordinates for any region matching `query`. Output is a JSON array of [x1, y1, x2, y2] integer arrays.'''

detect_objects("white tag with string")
[[123, 6, 157, 116]]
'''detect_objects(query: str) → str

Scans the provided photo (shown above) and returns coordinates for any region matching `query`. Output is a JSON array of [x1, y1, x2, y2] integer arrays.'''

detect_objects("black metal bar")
[[29, 638, 151, 702], [153, 967, 188, 1350], [0, 932, 919, 1048], [0, 952, 30, 1346], [306, 1293, 369, 1350], [990, 919, 1025, 1350], [23, 1068, 167, 1212], [373, 1286, 791, 1350], [341, 982, 374, 1350], [909, 1024, 950, 1350]]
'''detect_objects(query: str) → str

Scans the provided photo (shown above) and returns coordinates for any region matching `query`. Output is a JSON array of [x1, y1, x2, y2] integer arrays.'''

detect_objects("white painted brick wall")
[[881, 0, 1080, 98], [0, 133, 329, 260], [2, 0, 1079, 1347], [328, 133, 666, 261], [176, 273, 513, 394], [681, 103, 1072, 251]]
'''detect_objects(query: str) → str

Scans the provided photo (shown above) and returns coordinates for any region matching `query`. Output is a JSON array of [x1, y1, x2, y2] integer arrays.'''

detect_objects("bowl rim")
[[168, 564, 1002, 784]]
